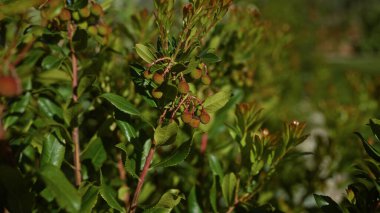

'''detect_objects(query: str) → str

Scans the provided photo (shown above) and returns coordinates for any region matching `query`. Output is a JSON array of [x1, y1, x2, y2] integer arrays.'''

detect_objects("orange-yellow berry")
[[201, 75, 211, 85], [190, 68, 202, 79], [151, 89, 163, 99], [181, 111, 192, 123], [200, 110, 210, 124], [178, 80, 189, 94], [189, 118, 200, 128], [91, 3, 104, 16], [59, 8, 71, 21], [153, 73, 164, 85]]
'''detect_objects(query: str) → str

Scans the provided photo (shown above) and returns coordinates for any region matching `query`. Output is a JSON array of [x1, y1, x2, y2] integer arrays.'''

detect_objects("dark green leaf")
[[0, 165, 34, 213], [9, 92, 31, 113], [136, 43, 156, 63], [39, 165, 81, 212], [100, 93, 140, 116], [144, 189, 185, 212], [41, 55, 62, 70], [200, 52, 221, 64], [41, 133, 65, 168], [188, 186, 202, 213], [151, 141, 191, 168], [81, 137, 107, 170], [210, 176, 217, 212], [78, 75, 96, 97], [355, 132, 380, 162], [313, 194, 342, 213], [38, 97, 64, 119], [80, 184, 99, 213], [154, 122, 179, 146], [100, 184, 125, 212]]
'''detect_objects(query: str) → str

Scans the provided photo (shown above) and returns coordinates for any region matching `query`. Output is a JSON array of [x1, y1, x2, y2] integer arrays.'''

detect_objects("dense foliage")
[[0, 0, 379, 212]]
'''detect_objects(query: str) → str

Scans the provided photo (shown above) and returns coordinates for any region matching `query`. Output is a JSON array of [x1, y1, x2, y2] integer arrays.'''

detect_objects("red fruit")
[[91, 3, 104, 16], [200, 110, 210, 124], [59, 8, 71, 21], [190, 68, 202, 79], [0, 76, 22, 97], [189, 118, 200, 128], [151, 89, 163, 99], [181, 111, 192, 123], [153, 73, 164, 85], [178, 81, 189, 94], [201, 75, 211, 85]]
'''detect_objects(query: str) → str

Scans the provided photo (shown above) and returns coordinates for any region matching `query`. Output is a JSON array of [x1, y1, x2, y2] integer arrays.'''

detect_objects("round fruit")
[[91, 3, 104, 16], [59, 8, 71, 21], [143, 70, 152, 79], [181, 111, 192, 123], [79, 7, 91, 18], [200, 110, 210, 124], [201, 75, 211, 85], [72, 11, 81, 21], [190, 68, 202, 79], [178, 81, 189, 94], [189, 118, 200, 128], [87, 25, 98, 36], [0, 76, 22, 97], [151, 89, 163, 99], [97, 24, 110, 36], [153, 73, 164, 85]]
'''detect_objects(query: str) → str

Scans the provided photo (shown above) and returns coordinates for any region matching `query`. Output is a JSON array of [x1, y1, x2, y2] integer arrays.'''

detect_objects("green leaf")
[[151, 141, 191, 168], [144, 189, 185, 212], [81, 137, 107, 170], [188, 187, 202, 213], [116, 120, 138, 141], [154, 122, 179, 146], [200, 52, 221, 64], [203, 90, 231, 114], [210, 176, 217, 212], [100, 184, 125, 212], [0, 165, 34, 213], [80, 185, 100, 213], [221, 173, 237, 206], [313, 194, 342, 213], [208, 154, 224, 178], [100, 93, 140, 116], [369, 119, 380, 142], [38, 69, 71, 84], [41, 133, 65, 168], [136, 43, 156, 63], [78, 75, 96, 97], [39, 165, 81, 212], [355, 132, 380, 162], [125, 155, 139, 179], [9, 92, 31, 113], [38, 97, 64, 119], [41, 55, 62, 70]]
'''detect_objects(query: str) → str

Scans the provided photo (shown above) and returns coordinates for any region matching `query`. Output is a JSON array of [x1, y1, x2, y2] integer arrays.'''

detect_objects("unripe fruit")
[[151, 89, 163, 99], [189, 118, 200, 128], [72, 11, 80, 21], [190, 68, 202, 79], [91, 3, 104, 16], [178, 81, 189, 94], [97, 24, 110, 36], [153, 73, 164, 85], [200, 110, 210, 124], [79, 7, 90, 18], [143, 70, 152, 79], [87, 25, 98, 36], [181, 111, 192, 123], [0, 76, 22, 97], [59, 8, 71, 21], [77, 21, 88, 29], [201, 75, 211, 85]]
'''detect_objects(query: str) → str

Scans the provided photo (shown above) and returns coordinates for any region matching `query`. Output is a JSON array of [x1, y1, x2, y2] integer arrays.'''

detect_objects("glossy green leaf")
[[39, 165, 81, 212], [188, 187, 202, 213], [144, 189, 185, 212], [116, 120, 138, 141], [37, 69, 71, 84], [200, 52, 221, 64], [208, 154, 224, 178], [81, 137, 107, 170], [78, 75, 96, 98], [369, 119, 380, 142], [313, 194, 342, 213], [100, 93, 140, 116], [41, 55, 62, 70], [38, 97, 64, 119], [0, 165, 34, 213], [80, 185, 100, 213], [355, 132, 380, 162], [41, 133, 65, 168], [151, 141, 191, 168], [9, 92, 31, 113], [154, 122, 179, 146], [100, 184, 125, 212], [203, 90, 231, 114], [210, 176, 217, 213], [136, 43, 156, 63], [221, 173, 237, 206]]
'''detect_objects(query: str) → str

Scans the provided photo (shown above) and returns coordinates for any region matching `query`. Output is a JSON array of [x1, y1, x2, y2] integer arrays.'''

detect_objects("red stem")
[[129, 141, 156, 212], [200, 133, 208, 154]]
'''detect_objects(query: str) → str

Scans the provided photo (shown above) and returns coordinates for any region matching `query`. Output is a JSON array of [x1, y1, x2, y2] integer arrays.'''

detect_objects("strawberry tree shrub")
[[0, 0, 377, 212]]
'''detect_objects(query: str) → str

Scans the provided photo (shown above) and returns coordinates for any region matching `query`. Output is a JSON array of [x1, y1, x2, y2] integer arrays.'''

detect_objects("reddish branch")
[[129, 141, 156, 213], [68, 23, 81, 186]]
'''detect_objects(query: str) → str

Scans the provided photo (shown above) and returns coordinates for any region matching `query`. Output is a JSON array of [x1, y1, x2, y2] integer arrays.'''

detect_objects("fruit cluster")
[[40, 1, 111, 44], [141, 61, 213, 128]]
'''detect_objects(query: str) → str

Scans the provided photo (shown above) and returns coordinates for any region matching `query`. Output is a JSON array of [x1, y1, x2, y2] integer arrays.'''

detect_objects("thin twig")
[[129, 140, 156, 213], [117, 153, 130, 210]]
